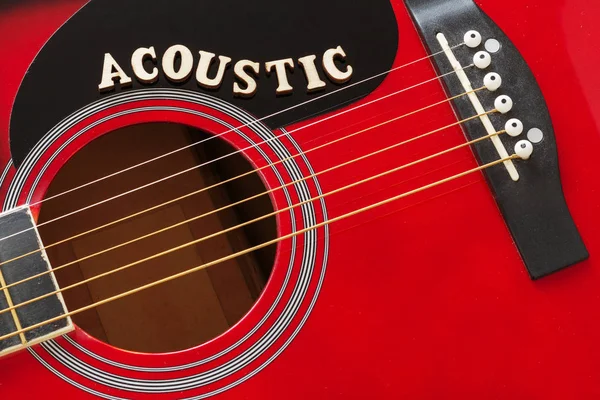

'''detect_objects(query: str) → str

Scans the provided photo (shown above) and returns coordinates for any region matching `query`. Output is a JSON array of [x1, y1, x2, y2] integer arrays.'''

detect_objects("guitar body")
[[0, 0, 599, 398]]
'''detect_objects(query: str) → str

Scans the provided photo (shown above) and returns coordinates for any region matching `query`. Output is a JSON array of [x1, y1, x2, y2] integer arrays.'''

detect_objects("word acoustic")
[[98, 44, 354, 97]]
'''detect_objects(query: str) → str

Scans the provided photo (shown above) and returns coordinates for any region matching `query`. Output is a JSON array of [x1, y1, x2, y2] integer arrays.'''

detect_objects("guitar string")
[[0, 156, 477, 309], [0, 43, 489, 333], [0, 105, 491, 293], [0, 155, 480, 332], [0, 63, 475, 245], [28, 43, 465, 208], [331, 179, 483, 238], [0, 118, 505, 317], [0, 87, 485, 273], [0, 154, 520, 343], [278, 173, 483, 256], [152, 165, 481, 263]]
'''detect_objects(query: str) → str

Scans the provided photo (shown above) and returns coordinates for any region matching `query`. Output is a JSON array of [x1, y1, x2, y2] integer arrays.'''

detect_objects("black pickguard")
[[9, 0, 398, 167]]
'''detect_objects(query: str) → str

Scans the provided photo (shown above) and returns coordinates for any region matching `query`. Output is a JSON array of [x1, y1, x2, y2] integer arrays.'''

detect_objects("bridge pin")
[[495, 95, 513, 114], [515, 140, 534, 160], [484, 72, 502, 91], [506, 118, 524, 137], [474, 51, 492, 69], [464, 30, 483, 48]]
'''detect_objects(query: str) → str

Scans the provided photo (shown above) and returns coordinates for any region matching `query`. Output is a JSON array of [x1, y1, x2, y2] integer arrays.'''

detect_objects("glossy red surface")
[[0, 0, 599, 398]]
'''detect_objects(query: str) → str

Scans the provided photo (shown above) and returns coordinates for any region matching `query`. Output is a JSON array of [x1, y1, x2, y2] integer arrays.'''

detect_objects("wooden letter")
[[162, 45, 194, 83], [196, 51, 232, 89], [298, 54, 326, 92], [265, 58, 294, 95], [98, 53, 133, 92], [322, 46, 353, 84], [233, 60, 260, 98], [131, 46, 159, 84]]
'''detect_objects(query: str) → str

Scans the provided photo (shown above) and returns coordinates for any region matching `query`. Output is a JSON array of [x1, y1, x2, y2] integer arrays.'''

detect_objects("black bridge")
[[404, 0, 588, 279]]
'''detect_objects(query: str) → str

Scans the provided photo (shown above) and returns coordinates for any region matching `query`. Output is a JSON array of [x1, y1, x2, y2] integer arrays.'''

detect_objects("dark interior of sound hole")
[[36, 122, 277, 353]]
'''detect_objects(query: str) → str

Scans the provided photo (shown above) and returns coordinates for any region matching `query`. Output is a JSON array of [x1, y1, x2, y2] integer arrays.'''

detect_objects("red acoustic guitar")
[[0, 0, 598, 398]]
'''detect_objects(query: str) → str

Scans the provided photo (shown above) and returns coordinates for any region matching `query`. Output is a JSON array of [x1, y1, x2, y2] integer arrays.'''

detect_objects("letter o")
[[162, 45, 194, 83]]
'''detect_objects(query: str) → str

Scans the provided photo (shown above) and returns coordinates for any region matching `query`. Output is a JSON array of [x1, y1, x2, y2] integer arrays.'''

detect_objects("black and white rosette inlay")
[[3, 89, 329, 398]]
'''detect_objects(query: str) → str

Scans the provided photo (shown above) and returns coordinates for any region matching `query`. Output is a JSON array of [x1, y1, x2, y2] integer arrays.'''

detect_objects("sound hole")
[[37, 123, 277, 353]]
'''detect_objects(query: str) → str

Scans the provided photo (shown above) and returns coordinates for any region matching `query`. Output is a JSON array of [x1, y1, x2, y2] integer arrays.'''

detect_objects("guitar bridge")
[[404, 0, 589, 279], [0, 206, 73, 357]]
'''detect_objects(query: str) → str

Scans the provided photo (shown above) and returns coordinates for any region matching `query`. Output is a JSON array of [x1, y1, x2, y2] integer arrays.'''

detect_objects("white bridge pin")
[[505, 118, 524, 137], [474, 51, 492, 69], [495, 95, 513, 114], [515, 140, 534, 160], [465, 30, 483, 48], [484, 72, 502, 91]]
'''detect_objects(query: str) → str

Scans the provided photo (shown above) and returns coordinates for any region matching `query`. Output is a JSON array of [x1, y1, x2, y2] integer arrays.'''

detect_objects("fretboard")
[[0, 206, 73, 356]]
